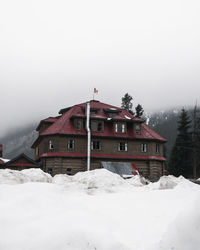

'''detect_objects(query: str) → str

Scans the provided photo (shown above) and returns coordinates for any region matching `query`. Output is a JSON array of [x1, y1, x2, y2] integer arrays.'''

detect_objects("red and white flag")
[[94, 88, 98, 94]]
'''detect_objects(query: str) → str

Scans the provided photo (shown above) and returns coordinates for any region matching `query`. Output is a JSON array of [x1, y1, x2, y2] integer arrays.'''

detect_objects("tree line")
[[121, 93, 200, 179]]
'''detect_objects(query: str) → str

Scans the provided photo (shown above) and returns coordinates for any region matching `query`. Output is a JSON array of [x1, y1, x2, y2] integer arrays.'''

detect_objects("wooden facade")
[[1, 153, 39, 171], [32, 100, 167, 180]]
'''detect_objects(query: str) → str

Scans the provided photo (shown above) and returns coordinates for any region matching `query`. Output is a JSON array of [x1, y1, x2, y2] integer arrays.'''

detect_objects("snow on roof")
[[0, 158, 10, 164]]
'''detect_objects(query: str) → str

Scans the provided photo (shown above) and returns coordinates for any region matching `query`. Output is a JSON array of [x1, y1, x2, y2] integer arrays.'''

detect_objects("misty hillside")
[[0, 109, 182, 160], [147, 109, 180, 159], [0, 124, 38, 159]]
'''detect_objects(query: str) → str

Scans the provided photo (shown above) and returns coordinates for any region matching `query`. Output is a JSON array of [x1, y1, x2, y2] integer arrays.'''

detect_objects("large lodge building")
[[32, 100, 167, 179]]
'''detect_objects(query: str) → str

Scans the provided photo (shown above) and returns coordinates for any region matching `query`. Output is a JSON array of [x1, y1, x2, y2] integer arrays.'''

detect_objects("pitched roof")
[[4, 153, 39, 168], [34, 100, 166, 143]]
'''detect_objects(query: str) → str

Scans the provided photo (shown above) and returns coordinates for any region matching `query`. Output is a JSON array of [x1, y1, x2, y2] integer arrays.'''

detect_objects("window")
[[91, 141, 101, 150], [115, 123, 125, 133], [75, 119, 82, 130], [156, 144, 159, 153], [49, 140, 54, 149], [141, 143, 147, 152], [135, 124, 141, 134], [118, 142, 128, 151], [91, 121, 103, 132], [47, 168, 53, 175], [68, 139, 74, 149], [66, 168, 72, 175]]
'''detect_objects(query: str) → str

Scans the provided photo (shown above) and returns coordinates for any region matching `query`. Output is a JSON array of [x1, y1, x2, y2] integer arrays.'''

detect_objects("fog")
[[1, 0, 200, 135]]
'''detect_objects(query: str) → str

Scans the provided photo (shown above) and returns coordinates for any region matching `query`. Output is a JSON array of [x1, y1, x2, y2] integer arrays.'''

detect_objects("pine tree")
[[135, 104, 144, 118], [168, 108, 192, 177], [121, 93, 133, 113]]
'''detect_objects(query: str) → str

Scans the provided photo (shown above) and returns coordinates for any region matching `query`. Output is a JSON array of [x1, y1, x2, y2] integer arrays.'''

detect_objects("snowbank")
[[53, 169, 129, 194], [126, 175, 150, 187], [0, 169, 52, 184], [0, 169, 200, 249], [147, 175, 197, 190]]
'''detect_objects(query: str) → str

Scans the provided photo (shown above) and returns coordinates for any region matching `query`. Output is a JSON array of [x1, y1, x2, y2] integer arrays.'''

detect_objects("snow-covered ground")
[[0, 169, 200, 250]]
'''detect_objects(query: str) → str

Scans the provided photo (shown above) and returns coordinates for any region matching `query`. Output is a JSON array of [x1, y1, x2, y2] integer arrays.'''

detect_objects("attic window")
[[135, 124, 141, 134], [91, 121, 103, 132], [108, 113, 117, 118], [75, 119, 82, 130], [115, 123, 126, 133]]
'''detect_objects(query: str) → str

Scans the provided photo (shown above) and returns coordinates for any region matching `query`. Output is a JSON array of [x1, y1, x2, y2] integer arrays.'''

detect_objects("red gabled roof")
[[35, 100, 166, 142], [36, 116, 61, 131], [40, 152, 166, 161]]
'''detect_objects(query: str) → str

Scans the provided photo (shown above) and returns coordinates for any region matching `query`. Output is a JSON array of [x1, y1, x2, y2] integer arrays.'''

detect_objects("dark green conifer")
[[135, 104, 144, 118], [168, 109, 192, 177], [121, 93, 133, 113]]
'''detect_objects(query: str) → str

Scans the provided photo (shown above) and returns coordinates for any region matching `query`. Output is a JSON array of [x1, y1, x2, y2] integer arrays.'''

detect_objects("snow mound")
[[0, 169, 52, 185], [148, 175, 197, 190], [52, 174, 73, 185], [21, 169, 52, 183], [157, 195, 200, 250], [126, 175, 150, 187], [72, 169, 128, 193]]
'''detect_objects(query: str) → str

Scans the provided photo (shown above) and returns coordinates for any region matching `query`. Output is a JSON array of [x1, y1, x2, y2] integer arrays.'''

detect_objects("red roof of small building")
[[35, 100, 166, 142]]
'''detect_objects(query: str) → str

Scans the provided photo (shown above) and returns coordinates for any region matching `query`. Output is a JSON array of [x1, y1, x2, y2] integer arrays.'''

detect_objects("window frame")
[[114, 122, 126, 133], [91, 141, 101, 151], [118, 142, 128, 151], [91, 120, 104, 132], [68, 139, 75, 149], [134, 123, 141, 134], [74, 119, 83, 130], [49, 140, 54, 149], [141, 143, 147, 153], [156, 143, 160, 153]]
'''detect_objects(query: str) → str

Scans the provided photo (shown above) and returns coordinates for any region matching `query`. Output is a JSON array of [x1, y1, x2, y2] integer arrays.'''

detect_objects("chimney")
[[0, 144, 2, 157]]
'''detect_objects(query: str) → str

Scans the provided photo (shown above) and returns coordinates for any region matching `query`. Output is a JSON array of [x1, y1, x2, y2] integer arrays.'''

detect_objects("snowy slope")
[[0, 169, 199, 250]]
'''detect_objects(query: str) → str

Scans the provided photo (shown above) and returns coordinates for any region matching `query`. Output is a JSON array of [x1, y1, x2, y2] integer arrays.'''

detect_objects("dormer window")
[[75, 119, 82, 130], [49, 140, 54, 149], [135, 124, 141, 134], [91, 121, 103, 132], [115, 123, 126, 133]]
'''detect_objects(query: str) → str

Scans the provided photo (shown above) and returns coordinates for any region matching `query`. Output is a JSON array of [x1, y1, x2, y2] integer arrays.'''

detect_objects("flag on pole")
[[94, 88, 98, 94]]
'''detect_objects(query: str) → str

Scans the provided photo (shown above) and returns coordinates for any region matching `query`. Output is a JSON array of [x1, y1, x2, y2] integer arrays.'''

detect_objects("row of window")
[[48, 140, 160, 153], [74, 119, 141, 134]]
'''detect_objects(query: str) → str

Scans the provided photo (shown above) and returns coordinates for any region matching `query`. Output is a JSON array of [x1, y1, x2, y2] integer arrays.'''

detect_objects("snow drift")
[[0, 168, 199, 250]]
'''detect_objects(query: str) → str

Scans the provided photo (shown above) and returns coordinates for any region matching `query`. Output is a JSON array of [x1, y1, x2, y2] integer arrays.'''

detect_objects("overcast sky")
[[1, 0, 200, 135]]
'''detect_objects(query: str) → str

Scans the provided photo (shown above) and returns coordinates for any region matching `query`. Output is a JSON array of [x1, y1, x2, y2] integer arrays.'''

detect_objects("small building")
[[0, 144, 39, 171], [2, 153, 39, 171], [32, 100, 167, 179]]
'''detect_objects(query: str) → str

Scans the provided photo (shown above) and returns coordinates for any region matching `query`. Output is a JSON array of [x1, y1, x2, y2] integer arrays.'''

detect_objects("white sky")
[[1, 0, 200, 135]]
